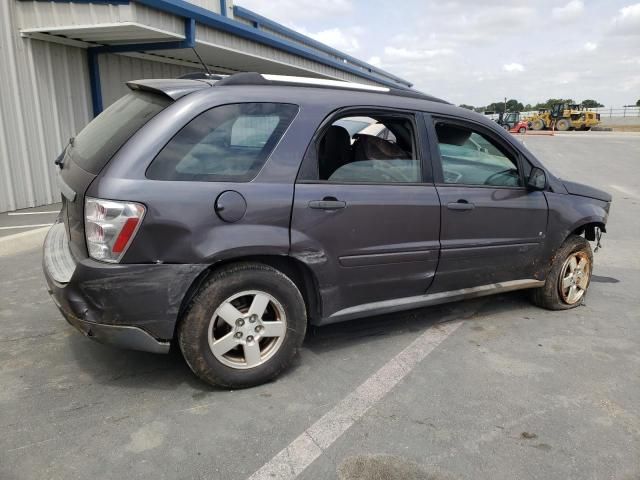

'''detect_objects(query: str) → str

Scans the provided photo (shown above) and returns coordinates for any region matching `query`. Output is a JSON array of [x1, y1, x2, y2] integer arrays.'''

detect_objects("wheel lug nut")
[[246, 335, 254, 342], [236, 319, 244, 326], [234, 332, 243, 339], [249, 315, 258, 323], [255, 325, 262, 332]]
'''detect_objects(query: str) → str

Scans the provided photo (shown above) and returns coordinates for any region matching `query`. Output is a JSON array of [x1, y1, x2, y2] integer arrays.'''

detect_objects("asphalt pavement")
[[1, 132, 639, 480]]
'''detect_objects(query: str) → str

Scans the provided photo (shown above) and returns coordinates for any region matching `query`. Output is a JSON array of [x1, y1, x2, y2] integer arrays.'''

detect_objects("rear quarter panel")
[[89, 87, 330, 264]]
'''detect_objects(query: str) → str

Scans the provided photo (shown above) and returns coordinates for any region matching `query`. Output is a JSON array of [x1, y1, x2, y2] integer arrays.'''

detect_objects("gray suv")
[[43, 73, 611, 388]]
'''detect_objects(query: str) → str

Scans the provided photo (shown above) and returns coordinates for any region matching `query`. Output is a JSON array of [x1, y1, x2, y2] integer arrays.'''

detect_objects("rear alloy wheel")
[[178, 263, 307, 388], [531, 235, 593, 310], [208, 290, 286, 369]]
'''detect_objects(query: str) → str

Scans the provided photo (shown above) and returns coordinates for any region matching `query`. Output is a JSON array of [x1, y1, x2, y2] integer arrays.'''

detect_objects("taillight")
[[85, 197, 145, 263]]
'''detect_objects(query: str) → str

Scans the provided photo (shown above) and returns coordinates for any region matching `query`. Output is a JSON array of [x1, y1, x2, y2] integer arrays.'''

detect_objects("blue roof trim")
[[233, 6, 411, 87], [133, 0, 412, 89]]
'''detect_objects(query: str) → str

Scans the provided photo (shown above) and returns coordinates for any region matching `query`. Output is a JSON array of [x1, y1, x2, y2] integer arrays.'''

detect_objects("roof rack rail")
[[212, 72, 448, 104]]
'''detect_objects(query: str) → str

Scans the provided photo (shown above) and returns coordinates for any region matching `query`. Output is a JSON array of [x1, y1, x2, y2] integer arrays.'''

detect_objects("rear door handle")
[[447, 200, 474, 211], [309, 197, 346, 210]]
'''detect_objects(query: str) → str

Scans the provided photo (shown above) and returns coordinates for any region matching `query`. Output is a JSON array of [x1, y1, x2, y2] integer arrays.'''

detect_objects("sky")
[[234, 0, 640, 107]]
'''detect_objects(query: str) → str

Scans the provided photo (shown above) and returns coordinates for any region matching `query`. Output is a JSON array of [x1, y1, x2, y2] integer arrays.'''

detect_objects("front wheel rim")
[[559, 252, 591, 305], [208, 290, 287, 370]]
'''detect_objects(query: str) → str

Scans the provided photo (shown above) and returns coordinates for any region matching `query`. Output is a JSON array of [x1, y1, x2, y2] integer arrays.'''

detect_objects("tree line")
[[458, 98, 610, 113]]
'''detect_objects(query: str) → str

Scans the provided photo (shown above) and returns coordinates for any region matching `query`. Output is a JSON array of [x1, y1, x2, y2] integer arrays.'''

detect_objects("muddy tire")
[[531, 119, 545, 131], [556, 119, 571, 131], [178, 262, 307, 388], [531, 235, 593, 310]]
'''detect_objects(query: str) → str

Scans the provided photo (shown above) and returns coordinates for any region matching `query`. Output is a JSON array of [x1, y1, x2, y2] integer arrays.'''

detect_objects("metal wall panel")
[[16, 1, 134, 30], [0, 3, 198, 212], [184, 0, 221, 14], [99, 53, 197, 107], [196, 26, 379, 86], [1, 0, 92, 213]]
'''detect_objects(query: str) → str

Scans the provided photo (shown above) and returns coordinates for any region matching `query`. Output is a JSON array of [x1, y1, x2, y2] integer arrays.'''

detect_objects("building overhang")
[[16, 0, 413, 89]]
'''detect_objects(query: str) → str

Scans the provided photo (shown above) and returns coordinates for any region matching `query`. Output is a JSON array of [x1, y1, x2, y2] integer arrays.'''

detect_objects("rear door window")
[[310, 113, 420, 184], [72, 91, 171, 174], [146, 103, 298, 182]]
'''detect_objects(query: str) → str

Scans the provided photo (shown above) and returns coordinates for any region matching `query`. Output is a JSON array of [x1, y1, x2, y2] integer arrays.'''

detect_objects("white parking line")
[[7, 211, 59, 216], [0, 226, 50, 256], [0, 223, 54, 231], [247, 320, 462, 480]]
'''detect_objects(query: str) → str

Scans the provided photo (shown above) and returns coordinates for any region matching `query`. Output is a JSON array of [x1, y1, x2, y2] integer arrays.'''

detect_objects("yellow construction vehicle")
[[526, 109, 550, 131], [527, 104, 600, 131]]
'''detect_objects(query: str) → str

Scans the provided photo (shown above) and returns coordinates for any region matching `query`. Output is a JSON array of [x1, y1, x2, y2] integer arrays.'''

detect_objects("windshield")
[[71, 91, 171, 174]]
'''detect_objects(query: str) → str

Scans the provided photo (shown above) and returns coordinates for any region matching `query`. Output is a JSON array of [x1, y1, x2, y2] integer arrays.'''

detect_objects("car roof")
[[126, 72, 498, 128], [129, 72, 447, 102]]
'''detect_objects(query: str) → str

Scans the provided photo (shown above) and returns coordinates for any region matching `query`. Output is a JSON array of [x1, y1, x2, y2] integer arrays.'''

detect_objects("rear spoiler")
[[126, 78, 213, 100]]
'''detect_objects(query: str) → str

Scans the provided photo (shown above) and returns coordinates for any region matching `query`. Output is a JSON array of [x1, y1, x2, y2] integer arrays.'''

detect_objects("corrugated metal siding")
[[18, 2, 184, 41], [17, 1, 134, 30], [1, 0, 92, 212], [196, 26, 380, 86], [99, 53, 198, 107], [184, 0, 222, 14], [131, 3, 184, 38], [0, 3, 198, 212]]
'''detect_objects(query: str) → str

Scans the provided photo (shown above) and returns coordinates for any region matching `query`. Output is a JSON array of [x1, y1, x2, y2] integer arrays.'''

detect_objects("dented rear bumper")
[[43, 224, 206, 352]]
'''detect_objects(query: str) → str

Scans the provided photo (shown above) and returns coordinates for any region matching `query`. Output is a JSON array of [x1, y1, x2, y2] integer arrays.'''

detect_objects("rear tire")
[[556, 119, 571, 131], [518, 126, 527, 134], [178, 262, 307, 388], [531, 235, 593, 310], [531, 119, 545, 131]]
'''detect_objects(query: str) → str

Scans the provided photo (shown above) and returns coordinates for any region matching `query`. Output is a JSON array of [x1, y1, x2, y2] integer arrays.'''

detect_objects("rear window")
[[146, 103, 298, 182], [72, 91, 171, 174]]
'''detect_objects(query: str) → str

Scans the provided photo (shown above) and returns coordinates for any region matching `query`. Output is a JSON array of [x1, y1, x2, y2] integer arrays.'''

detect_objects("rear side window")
[[313, 113, 420, 184], [72, 91, 171, 174], [146, 103, 298, 182]]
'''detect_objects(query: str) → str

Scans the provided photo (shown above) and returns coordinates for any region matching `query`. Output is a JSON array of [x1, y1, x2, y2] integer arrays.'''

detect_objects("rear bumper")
[[43, 225, 206, 353], [51, 293, 170, 353]]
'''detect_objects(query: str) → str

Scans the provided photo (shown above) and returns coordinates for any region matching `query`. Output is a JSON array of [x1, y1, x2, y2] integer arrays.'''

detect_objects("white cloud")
[[367, 56, 382, 67], [552, 0, 584, 20], [611, 3, 640, 35], [383, 46, 454, 60], [503, 63, 525, 72], [619, 2, 640, 19], [584, 42, 598, 51], [310, 28, 360, 53]]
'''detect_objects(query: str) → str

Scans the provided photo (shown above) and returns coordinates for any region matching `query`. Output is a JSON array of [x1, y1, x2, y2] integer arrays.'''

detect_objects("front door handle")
[[447, 200, 474, 211], [309, 197, 346, 210]]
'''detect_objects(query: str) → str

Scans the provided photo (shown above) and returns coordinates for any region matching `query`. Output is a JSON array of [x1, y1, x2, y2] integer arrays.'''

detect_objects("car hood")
[[562, 180, 612, 202]]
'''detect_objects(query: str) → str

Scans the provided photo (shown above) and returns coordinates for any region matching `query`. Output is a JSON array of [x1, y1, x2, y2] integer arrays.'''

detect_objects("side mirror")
[[527, 167, 547, 191]]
